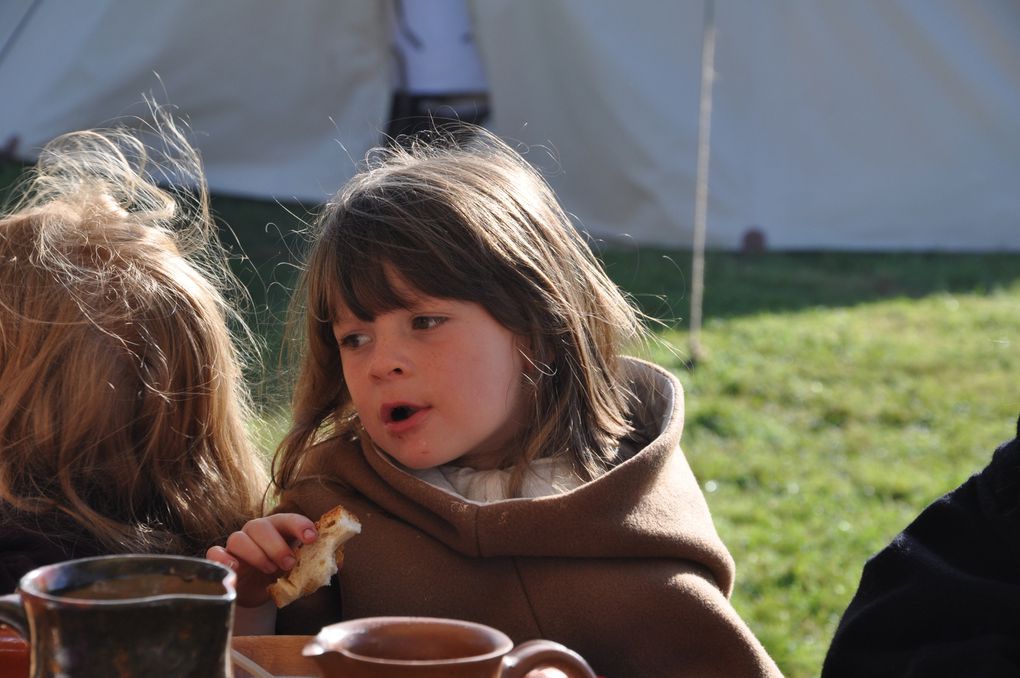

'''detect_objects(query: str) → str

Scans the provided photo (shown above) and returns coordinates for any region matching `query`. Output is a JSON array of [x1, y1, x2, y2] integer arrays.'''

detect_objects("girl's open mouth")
[[381, 403, 430, 431], [389, 405, 416, 422]]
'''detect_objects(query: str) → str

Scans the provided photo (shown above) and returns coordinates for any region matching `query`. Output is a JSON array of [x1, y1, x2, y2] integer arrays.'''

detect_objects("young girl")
[[0, 111, 268, 591], [209, 127, 781, 677]]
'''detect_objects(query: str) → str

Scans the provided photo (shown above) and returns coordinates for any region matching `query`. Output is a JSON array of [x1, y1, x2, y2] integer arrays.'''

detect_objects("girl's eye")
[[412, 315, 447, 331], [339, 333, 370, 349]]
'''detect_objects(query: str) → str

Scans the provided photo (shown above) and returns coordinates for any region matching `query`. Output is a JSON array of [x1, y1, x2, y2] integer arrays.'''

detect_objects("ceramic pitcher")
[[0, 554, 236, 678]]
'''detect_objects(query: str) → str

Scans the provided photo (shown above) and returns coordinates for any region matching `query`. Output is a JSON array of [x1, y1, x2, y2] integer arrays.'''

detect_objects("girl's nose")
[[368, 343, 409, 380]]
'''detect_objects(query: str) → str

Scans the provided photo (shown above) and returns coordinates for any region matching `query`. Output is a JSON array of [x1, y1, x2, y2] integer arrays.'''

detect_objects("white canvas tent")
[[2, 0, 1018, 250]]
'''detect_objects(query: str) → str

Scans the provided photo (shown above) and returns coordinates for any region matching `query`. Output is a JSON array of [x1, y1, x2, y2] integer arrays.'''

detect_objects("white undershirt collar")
[[409, 456, 583, 504]]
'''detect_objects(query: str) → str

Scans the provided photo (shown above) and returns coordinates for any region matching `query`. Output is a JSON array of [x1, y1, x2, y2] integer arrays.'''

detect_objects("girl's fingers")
[[238, 514, 318, 574], [207, 542, 273, 608], [207, 514, 318, 609], [228, 526, 283, 576], [263, 513, 319, 546], [205, 545, 238, 570]]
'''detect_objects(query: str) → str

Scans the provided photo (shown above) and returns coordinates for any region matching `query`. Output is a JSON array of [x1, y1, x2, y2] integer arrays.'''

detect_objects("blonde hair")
[[0, 111, 267, 555], [276, 126, 643, 497]]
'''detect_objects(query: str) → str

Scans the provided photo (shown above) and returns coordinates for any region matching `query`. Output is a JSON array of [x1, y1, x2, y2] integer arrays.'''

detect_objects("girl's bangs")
[[317, 207, 494, 324], [325, 251, 409, 322]]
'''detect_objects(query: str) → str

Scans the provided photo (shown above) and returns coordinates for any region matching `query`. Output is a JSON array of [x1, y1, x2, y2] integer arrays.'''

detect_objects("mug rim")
[[18, 554, 237, 607], [308, 615, 514, 666]]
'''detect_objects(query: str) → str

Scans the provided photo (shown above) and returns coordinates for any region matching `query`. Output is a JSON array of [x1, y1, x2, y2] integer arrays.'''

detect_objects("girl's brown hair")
[[276, 127, 643, 497], [0, 111, 267, 555]]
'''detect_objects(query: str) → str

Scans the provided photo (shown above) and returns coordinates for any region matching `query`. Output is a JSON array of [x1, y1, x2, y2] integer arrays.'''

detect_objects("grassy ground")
[[651, 290, 1020, 676], [595, 245, 1020, 675], [4, 162, 1020, 676]]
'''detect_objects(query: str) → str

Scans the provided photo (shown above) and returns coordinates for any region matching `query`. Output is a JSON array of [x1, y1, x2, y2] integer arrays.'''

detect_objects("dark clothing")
[[385, 91, 490, 141], [822, 415, 1020, 677], [0, 511, 103, 592]]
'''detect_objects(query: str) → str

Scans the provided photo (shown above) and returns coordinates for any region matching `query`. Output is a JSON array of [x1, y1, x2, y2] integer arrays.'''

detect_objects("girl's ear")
[[514, 336, 535, 379], [517, 334, 553, 382]]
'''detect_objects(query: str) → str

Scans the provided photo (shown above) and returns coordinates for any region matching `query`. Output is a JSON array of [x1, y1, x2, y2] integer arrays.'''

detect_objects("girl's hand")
[[206, 513, 318, 607]]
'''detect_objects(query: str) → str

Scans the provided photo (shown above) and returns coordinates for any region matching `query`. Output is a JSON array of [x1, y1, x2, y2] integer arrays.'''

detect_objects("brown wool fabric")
[[276, 358, 782, 677]]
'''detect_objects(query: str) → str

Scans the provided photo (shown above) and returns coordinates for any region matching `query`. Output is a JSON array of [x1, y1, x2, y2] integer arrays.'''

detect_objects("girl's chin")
[[381, 445, 451, 470], [397, 456, 442, 470]]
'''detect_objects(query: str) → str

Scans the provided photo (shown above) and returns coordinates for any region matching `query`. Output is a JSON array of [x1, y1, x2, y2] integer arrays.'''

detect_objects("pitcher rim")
[[18, 554, 237, 606]]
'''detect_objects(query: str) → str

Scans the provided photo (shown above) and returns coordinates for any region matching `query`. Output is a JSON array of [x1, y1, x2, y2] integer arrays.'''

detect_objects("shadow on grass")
[[596, 244, 1020, 328]]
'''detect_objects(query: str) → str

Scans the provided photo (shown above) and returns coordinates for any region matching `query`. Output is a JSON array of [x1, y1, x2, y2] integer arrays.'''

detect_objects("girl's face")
[[332, 275, 528, 471]]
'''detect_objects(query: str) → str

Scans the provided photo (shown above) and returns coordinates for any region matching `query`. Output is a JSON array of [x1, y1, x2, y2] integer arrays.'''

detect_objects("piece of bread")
[[267, 504, 361, 608]]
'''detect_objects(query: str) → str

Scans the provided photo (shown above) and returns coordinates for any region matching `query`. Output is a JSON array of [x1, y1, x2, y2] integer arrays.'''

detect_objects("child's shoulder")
[[618, 356, 683, 442], [975, 414, 1020, 517], [620, 355, 682, 399]]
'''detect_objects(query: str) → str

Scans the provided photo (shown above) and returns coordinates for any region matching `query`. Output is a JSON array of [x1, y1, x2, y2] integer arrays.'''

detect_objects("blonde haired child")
[[0, 111, 268, 590], [210, 127, 780, 677]]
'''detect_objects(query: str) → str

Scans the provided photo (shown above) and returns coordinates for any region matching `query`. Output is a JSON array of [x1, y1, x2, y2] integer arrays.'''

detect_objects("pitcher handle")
[[0, 594, 27, 639], [500, 639, 597, 678]]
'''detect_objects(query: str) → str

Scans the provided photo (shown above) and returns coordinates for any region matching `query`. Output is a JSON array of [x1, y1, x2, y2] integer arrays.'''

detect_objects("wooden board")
[[231, 635, 319, 677]]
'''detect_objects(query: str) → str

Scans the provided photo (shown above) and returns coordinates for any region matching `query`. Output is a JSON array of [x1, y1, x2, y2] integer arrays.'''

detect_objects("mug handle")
[[500, 639, 597, 678], [0, 595, 27, 639]]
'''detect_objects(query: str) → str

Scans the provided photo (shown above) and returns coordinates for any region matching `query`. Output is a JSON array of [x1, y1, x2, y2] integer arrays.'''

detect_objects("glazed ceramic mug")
[[0, 554, 237, 678], [303, 616, 598, 678]]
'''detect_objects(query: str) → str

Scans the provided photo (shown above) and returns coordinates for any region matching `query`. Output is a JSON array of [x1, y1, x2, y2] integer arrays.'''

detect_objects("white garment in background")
[[391, 0, 488, 94]]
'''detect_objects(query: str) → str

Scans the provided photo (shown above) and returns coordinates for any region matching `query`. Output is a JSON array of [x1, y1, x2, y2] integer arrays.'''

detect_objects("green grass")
[[595, 246, 1020, 674], [649, 289, 1020, 676], [5, 161, 1020, 676]]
